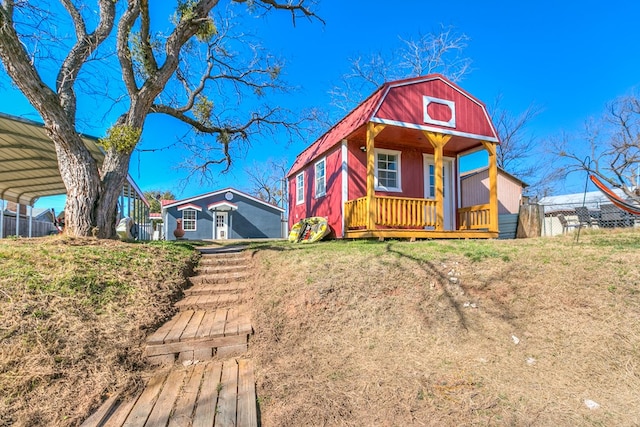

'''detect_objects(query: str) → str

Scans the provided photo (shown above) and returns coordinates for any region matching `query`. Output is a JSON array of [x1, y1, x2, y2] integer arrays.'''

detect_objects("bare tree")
[[0, 0, 321, 238], [489, 96, 559, 197], [551, 93, 640, 201], [329, 26, 471, 114], [244, 158, 287, 206]]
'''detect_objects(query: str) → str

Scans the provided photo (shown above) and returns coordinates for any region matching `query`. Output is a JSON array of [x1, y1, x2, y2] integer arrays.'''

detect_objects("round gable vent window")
[[225, 191, 234, 201]]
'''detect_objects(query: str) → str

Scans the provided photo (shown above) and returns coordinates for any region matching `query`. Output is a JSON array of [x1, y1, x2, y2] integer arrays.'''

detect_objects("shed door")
[[215, 212, 228, 239], [424, 154, 455, 230]]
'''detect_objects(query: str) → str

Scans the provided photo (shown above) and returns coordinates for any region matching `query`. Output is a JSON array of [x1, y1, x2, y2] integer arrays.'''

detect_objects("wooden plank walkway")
[[83, 247, 258, 426], [81, 360, 257, 427]]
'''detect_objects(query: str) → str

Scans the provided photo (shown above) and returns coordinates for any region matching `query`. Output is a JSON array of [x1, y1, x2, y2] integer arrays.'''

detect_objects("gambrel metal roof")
[[0, 112, 147, 207], [287, 74, 500, 177]]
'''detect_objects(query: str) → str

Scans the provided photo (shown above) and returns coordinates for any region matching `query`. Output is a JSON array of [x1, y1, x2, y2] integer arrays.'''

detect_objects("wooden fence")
[[1, 216, 57, 238]]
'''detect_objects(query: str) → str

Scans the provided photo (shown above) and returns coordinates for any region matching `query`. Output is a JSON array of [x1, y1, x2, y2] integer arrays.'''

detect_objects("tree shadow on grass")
[[383, 242, 471, 331]]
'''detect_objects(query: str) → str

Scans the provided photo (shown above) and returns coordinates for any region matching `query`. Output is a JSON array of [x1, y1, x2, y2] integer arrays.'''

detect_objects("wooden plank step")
[[147, 308, 252, 343], [189, 272, 251, 285], [145, 308, 252, 363], [83, 360, 258, 427], [198, 255, 250, 267], [175, 294, 243, 311], [146, 334, 248, 359], [196, 264, 249, 274], [199, 251, 250, 259], [184, 282, 249, 296]]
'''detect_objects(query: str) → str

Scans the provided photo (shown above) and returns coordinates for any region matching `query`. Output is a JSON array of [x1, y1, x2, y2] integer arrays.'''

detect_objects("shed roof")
[[287, 74, 499, 177], [0, 112, 147, 206], [461, 166, 528, 188]]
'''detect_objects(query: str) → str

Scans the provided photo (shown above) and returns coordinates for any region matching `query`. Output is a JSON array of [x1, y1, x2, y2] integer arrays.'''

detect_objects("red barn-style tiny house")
[[287, 74, 500, 239]]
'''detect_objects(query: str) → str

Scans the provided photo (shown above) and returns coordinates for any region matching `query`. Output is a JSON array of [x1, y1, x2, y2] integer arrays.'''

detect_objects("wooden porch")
[[343, 123, 499, 240], [344, 195, 498, 239]]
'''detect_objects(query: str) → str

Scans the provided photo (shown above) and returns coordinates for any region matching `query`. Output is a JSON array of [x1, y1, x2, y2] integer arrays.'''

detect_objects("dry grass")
[[246, 229, 640, 426], [2, 230, 639, 426], [0, 236, 197, 427]]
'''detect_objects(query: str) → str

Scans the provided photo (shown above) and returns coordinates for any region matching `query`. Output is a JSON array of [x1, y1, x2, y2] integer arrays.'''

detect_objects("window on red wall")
[[296, 172, 304, 205], [314, 158, 326, 198], [375, 148, 402, 192]]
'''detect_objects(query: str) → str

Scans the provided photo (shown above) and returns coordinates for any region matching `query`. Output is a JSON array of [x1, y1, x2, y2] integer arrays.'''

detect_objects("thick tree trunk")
[[96, 148, 133, 239], [46, 121, 132, 239], [46, 124, 102, 237]]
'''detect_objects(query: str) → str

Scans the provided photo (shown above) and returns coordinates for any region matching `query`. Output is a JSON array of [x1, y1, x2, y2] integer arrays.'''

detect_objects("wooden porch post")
[[366, 122, 385, 230], [481, 140, 499, 233], [424, 131, 451, 231]]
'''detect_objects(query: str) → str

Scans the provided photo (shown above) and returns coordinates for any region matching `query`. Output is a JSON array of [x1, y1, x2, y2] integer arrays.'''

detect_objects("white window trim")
[[295, 172, 305, 205], [314, 157, 326, 198], [374, 148, 402, 192], [182, 208, 197, 232]]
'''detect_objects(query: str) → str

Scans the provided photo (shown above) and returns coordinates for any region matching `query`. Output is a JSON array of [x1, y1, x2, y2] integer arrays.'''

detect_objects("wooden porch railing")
[[458, 204, 492, 230], [345, 197, 494, 232], [344, 196, 438, 229], [344, 197, 368, 228], [376, 196, 437, 227]]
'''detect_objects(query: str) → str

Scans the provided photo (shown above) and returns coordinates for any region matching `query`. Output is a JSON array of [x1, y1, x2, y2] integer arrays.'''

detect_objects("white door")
[[424, 154, 455, 230], [215, 212, 228, 239]]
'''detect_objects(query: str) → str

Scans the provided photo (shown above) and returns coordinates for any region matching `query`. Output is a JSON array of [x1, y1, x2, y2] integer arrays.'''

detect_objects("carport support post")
[[366, 122, 385, 230], [15, 203, 20, 236], [28, 205, 32, 238], [0, 199, 4, 238], [424, 132, 452, 231]]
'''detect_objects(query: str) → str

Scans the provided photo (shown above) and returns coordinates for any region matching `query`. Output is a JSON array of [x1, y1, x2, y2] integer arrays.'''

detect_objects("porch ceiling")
[[346, 124, 485, 154]]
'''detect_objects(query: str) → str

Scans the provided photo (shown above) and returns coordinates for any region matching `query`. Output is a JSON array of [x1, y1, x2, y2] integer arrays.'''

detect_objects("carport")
[[0, 112, 149, 238]]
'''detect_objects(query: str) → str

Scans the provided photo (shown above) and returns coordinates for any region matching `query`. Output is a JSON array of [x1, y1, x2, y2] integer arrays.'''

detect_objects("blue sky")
[[2, 0, 640, 212]]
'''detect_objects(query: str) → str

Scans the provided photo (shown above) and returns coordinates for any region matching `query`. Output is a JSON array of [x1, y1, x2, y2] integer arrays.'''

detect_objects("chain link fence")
[[539, 200, 640, 237]]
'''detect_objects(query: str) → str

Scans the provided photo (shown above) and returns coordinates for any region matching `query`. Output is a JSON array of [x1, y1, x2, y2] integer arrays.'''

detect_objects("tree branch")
[[234, 0, 324, 25], [117, 0, 141, 97], [57, 0, 116, 121], [138, 0, 158, 75]]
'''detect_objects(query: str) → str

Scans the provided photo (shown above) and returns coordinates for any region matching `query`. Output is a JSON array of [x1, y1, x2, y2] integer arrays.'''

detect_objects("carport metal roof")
[[0, 112, 147, 207]]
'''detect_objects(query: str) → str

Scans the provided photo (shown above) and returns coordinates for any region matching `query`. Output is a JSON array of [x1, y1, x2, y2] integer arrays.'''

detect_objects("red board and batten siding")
[[287, 74, 499, 237], [288, 146, 343, 237], [373, 78, 497, 139]]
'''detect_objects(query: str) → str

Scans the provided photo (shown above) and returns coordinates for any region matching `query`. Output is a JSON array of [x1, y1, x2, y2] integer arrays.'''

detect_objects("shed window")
[[375, 148, 402, 192], [315, 158, 326, 198], [296, 172, 304, 205], [182, 209, 197, 231]]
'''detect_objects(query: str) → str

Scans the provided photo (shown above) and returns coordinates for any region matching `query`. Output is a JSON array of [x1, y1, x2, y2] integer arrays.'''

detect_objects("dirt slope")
[[246, 231, 640, 426]]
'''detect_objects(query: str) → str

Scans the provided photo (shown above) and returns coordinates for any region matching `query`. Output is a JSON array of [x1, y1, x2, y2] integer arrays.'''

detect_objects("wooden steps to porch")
[[81, 359, 257, 427], [83, 246, 258, 427]]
